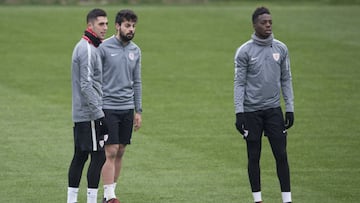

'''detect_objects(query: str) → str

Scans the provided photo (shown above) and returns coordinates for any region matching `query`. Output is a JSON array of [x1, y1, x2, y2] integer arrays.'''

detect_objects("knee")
[[247, 148, 261, 163], [275, 150, 288, 163], [248, 153, 260, 164], [105, 145, 119, 160], [105, 144, 127, 159], [90, 151, 106, 166], [116, 144, 126, 158], [73, 150, 89, 163]]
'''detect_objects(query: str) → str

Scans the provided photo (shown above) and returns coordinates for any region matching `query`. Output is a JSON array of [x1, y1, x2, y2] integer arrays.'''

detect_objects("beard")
[[120, 31, 135, 42]]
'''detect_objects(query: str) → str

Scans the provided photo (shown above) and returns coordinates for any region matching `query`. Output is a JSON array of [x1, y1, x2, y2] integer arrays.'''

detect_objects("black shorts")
[[244, 107, 287, 141], [73, 119, 106, 152], [103, 109, 134, 145]]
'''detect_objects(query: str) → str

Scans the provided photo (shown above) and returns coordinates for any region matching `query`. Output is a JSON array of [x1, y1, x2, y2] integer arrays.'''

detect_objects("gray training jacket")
[[71, 38, 104, 122], [234, 33, 294, 114], [98, 36, 142, 113]]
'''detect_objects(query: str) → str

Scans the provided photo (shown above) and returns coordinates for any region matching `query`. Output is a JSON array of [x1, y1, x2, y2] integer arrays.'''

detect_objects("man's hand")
[[134, 113, 142, 131], [235, 113, 247, 137], [285, 112, 294, 129]]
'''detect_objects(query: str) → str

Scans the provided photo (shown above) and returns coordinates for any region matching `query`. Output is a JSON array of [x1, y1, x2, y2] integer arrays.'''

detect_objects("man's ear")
[[115, 23, 121, 30], [252, 22, 256, 29], [87, 22, 93, 30]]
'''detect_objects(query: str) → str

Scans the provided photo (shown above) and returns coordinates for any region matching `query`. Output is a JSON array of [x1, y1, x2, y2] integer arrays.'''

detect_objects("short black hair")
[[115, 9, 138, 25], [86, 8, 107, 23], [252, 7, 270, 24]]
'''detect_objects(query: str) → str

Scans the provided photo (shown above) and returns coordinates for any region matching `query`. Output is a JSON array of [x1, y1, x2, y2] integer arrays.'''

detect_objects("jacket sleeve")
[[133, 49, 142, 113], [79, 43, 104, 119], [280, 47, 294, 112], [234, 47, 247, 114]]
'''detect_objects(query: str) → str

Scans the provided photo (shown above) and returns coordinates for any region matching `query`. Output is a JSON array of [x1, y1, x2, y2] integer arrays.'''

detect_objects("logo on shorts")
[[99, 140, 104, 148], [129, 52, 135, 61], [104, 134, 109, 142]]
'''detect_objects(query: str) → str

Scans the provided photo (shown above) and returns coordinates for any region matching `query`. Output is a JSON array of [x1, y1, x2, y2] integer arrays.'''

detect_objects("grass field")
[[0, 2, 359, 202]]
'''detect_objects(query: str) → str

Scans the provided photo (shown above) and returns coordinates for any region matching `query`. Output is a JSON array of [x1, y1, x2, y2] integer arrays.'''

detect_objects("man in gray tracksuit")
[[98, 9, 142, 203], [234, 7, 294, 203], [68, 8, 108, 203]]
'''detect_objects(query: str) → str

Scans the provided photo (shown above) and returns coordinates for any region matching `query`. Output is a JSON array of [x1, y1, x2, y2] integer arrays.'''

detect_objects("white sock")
[[67, 187, 79, 203], [282, 192, 292, 203], [104, 184, 116, 201], [252, 191, 262, 202], [113, 182, 117, 190], [87, 188, 98, 203]]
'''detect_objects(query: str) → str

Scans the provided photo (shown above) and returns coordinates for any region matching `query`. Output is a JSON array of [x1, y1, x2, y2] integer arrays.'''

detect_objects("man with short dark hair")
[[234, 6, 294, 203], [67, 8, 108, 203]]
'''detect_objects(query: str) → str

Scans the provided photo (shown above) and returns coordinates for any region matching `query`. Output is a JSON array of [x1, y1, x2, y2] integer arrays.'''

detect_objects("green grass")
[[0, 3, 359, 202]]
